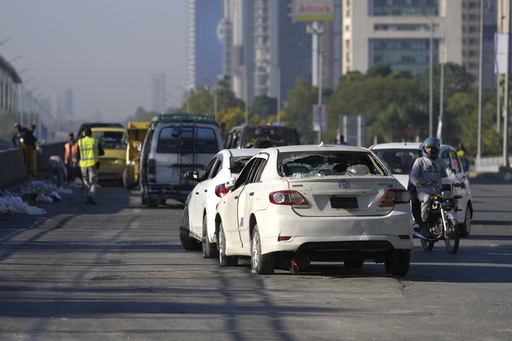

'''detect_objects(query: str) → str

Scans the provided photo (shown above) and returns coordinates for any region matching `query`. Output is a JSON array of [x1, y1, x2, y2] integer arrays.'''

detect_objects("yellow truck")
[[122, 121, 150, 189]]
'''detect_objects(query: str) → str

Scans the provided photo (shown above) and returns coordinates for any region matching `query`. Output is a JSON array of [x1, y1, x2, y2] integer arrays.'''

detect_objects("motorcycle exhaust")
[[413, 230, 428, 240]]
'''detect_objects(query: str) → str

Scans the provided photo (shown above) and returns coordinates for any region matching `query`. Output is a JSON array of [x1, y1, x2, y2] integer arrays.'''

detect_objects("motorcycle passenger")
[[409, 137, 462, 235]]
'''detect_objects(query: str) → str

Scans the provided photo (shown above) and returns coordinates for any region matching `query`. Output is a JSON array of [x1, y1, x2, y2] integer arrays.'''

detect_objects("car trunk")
[[287, 176, 398, 217]]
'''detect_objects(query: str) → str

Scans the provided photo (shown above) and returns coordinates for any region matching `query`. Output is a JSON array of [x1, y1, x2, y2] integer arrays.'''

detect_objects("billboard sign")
[[313, 104, 327, 132], [293, 0, 334, 22]]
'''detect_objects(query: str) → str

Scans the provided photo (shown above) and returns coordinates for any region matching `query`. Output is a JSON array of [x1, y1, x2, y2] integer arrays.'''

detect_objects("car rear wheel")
[[218, 222, 237, 267], [385, 250, 410, 277], [251, 224, 274, 274], [122, 168, 136, 190], [459, 205, 471, 238], [179, 206, 201, 251], [202, 214, 218, 258], [140, 182, 148, 205]]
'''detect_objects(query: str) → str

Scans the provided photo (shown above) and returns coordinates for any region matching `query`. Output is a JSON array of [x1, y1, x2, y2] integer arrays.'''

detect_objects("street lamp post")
[[429, 19, 434, 138]]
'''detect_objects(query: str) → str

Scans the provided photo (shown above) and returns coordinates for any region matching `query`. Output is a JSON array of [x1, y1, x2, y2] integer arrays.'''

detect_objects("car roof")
[[369, 142, 455, 152], [271, 144, 368, 153], [222, 148, 263, 157], [91, 127, 127, 133], [369, 142, 422, 150]]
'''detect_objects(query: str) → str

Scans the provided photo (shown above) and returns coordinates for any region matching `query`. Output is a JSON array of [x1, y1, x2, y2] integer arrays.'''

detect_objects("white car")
[[179, 149, 261, 258], [369, 142, 473, 237], [215, 144, 414, 276]]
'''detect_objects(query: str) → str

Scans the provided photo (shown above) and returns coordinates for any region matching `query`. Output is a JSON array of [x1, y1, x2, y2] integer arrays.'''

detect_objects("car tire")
[[343, 258, 364, 269], [385, 250, 410, 277], [122, 168, 136, 190], [179, 206, 201, 251], [202, 214, 218, 258], [218, 222, 237, 266], [140, 182, 148, 205], [459, 204, 471, 238], [251, 224, 274, 275]]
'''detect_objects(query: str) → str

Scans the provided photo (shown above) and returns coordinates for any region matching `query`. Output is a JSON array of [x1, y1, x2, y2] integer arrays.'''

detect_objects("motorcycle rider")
[[409, 137, 462, 235]]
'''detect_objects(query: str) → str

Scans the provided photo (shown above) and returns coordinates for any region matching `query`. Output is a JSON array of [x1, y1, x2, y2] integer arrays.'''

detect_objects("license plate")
[[330, 197, 358, 209]]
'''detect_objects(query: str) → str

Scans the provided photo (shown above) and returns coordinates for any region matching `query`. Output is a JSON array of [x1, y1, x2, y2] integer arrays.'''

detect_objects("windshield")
[[372, 148, 420, 175], [277, 151, 387, 177], [242, 127, 298, 148], [92, 131, 127, 149]]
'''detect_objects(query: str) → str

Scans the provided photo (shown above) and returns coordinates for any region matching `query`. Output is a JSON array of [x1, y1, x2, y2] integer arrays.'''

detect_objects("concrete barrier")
[[0, 142, 65, 189]]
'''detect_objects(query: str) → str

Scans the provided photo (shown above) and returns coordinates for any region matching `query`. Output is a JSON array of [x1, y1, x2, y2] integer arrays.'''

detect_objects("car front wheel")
[[218, 222, 237, 267], [179, 206, 201, 251], [459, 205, 471, 238], [251, 224, 275, 274], [202, 214, 218, 258]]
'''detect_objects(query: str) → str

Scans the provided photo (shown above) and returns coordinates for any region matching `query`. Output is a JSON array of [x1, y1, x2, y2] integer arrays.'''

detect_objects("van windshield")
[[92, 131, 127, 149], [157, 127, 219, 153]]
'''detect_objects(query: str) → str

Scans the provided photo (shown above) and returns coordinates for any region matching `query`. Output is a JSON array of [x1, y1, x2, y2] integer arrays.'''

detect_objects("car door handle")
[[204, 189, 207, 192], [195, 192, 199, 195], [249, 192, 254, 196]]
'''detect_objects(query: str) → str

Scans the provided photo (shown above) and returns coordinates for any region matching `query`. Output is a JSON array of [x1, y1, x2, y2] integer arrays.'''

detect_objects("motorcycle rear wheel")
[[444, 218, 460, 254]]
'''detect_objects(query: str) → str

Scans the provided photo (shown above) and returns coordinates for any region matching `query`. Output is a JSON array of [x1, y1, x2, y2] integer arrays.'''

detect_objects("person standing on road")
[[65, 133, 79, 183], [12, 122, 37, 177], [28, 123, 39, 176], [78, 127, 104, 205]]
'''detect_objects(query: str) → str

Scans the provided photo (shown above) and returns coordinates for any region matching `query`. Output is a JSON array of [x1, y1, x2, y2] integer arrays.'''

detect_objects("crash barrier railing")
[[471, 156, 512, 173], [0, 142, 65, 189]]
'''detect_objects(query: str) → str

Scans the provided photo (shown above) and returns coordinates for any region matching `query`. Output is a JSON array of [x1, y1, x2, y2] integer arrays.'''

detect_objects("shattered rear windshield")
[[277, 151, 387, 177]]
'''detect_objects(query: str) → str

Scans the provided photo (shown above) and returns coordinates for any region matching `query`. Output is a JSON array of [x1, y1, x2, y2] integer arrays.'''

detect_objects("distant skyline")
[[1, 0, 188, 122]]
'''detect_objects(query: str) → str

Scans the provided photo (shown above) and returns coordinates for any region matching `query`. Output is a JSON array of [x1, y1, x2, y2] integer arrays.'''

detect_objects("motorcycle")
[[413, 180, 463, 254]]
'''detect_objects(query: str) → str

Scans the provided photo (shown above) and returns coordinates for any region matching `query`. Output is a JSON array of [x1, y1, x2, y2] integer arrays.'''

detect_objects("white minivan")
[[139, 114, 224, 206]]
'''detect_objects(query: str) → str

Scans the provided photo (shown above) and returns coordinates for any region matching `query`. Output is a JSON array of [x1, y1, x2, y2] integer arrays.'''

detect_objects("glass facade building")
[[369, 38, 439, 76]]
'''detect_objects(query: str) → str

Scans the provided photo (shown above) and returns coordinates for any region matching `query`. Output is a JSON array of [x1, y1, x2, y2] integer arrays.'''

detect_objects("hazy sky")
[[1, 0, 188, 122]]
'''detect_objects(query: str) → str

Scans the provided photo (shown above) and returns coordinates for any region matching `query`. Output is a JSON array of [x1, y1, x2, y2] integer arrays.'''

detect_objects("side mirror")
[[184, 171, 199, 182], [225, 176, 236, 190]]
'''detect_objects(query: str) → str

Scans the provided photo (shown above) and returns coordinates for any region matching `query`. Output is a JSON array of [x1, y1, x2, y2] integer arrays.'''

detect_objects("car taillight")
[[148, 159, 156, 175], [379, 189, 411, 207], [269, 191, 309, 207], [215, 184, 229, 198]]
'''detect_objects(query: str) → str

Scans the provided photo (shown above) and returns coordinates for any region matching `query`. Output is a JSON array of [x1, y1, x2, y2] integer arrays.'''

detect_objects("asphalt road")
[[0, 178, 511, 340]]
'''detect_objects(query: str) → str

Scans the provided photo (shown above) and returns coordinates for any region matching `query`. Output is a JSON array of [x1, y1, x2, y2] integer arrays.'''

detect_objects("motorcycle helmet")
[[422, 137, 440, 159]]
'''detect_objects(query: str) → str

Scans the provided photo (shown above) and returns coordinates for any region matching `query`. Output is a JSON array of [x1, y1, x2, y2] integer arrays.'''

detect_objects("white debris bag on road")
[[0, 196, 46, 215]]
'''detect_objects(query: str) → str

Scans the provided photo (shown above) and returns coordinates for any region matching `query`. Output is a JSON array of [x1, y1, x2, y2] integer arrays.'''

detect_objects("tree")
[[283, 77, 319, 144], [250, 95, 277, 120], [326, 75, 428, 144]]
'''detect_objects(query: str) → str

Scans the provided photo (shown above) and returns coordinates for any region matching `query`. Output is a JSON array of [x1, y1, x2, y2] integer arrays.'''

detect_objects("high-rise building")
[[342, 0, 497, 89], [187, 0, 224, 89], [150, 73, 166, 113]]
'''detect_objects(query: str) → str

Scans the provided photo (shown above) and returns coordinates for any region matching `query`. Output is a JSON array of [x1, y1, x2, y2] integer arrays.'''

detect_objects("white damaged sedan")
[[215, 144, 413, 276]]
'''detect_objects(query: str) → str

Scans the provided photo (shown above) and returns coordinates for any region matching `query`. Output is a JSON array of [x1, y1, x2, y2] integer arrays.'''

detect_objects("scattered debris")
[[0, 180, 72, 215]]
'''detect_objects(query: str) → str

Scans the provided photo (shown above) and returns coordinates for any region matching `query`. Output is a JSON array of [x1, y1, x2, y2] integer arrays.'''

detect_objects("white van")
[[139, 114, 224, 206]]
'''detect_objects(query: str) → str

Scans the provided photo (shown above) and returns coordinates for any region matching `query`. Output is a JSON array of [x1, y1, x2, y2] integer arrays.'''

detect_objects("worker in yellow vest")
[[78, 127, 104, 205]]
